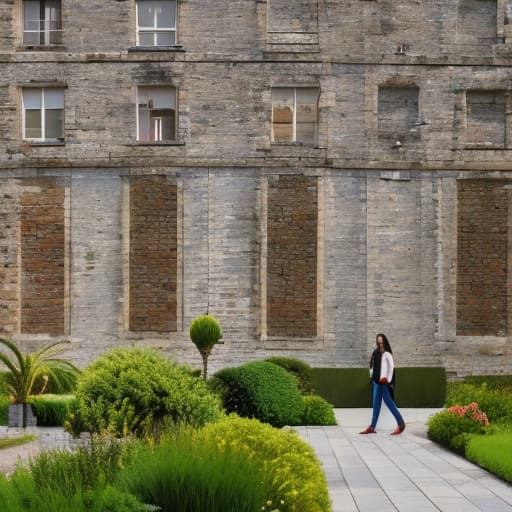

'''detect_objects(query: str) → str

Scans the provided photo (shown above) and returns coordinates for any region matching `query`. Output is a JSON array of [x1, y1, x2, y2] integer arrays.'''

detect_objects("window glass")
[[272, 88, 294, 142], [157, 2, 175, 28], [138, 87, 176, 141], [45, 109, 64, 139], [23, 88, 42, 109], [25, 110, 42, 139]]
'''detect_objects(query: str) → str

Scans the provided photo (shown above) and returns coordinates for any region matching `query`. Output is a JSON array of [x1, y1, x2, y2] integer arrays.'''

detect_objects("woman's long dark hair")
[[376, 333, 392, 354]]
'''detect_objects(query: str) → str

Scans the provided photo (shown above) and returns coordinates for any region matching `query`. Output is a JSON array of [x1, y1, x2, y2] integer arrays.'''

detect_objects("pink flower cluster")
[[447, 402, 490, 426]]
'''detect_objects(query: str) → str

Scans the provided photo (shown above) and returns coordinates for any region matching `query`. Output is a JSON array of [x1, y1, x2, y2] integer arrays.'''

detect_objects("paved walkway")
[[2, 410, 512, 511], [296, 409, 512, 512]]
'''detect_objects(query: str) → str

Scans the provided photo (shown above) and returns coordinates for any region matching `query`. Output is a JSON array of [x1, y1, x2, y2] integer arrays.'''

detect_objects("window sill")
[[18, 45, 66, 52], [128, 45, 184, 52], [128, 141, 185, 147], [24, 141, 65, 147], [271, 141, 321, 148], [463, 144, 507, 150]]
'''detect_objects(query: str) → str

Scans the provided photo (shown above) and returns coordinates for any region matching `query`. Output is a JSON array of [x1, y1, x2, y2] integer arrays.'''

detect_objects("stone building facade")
[[1, 0, 512, 378]]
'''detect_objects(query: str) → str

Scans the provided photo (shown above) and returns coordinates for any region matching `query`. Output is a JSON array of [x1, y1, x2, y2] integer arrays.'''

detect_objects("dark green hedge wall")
[[311, 367, 446, 408]]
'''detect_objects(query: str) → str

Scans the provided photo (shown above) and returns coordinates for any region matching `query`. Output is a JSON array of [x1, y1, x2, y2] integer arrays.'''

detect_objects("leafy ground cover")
[[0, 435, 37, 450], [429, 378, 512, 483]]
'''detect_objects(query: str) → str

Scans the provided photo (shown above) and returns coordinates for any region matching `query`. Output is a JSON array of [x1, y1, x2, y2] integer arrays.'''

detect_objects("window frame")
[[271, 86, 320, 145], [22, 0, 62, 47], [136, 85, 178, 143], [21, 86, 65, 143], [135, 0, 177, 47]]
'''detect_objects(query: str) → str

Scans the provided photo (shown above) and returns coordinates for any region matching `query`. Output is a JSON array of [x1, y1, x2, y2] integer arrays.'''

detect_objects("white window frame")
[[136, 86, 177, 142], [22, 87, 64, 142], [22, 0, 62, 46], [136, 0, 177, 47], [271, 86, 319, 144]]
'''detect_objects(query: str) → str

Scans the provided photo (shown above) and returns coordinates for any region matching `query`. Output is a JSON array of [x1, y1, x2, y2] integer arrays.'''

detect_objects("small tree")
[[189, 315, 222, 379]]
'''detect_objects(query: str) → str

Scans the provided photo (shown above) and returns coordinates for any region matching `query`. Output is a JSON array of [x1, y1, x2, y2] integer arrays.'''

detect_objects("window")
[[136, 0, 176, 46], [23, 0, 62, 46], [465, 90, 506, 146], [271, 87, 319, 144], [137, 86, 177, 142], [22, 88, 64, 141]]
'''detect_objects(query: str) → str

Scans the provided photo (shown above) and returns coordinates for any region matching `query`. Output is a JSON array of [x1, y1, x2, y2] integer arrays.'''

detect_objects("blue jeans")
[[370, 382, 404, 429]]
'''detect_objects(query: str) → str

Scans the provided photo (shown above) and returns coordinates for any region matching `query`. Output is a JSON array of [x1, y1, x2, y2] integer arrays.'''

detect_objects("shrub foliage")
[[67, 348, 223, 437], [302, 395, 337, 426], [265, 356, 315, 394], [196, 416, 332, 512], [213, 361, 304, 427]]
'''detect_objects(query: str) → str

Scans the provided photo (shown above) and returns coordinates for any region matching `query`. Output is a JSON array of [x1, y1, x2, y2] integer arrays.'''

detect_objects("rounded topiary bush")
[[67, 349, 223, 437], [213, 361, 304, 427], [264, 356, 315, 394], [302, 395, 337, 426]]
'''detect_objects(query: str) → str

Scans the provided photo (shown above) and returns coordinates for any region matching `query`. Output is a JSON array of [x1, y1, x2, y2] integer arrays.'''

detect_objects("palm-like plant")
[[0, 337, 80, 404]]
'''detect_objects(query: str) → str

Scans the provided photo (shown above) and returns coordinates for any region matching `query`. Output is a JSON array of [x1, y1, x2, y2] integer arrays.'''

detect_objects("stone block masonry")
[[1, 1, 512, 377]]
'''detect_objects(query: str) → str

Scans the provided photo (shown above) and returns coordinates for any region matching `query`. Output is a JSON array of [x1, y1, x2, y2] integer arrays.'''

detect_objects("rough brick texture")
[[465, 90, 506, 146], [20, 178, 65, 335], [457, 179, 509, 336], [267, 175, 317, 338], [129, 176, 177, 332]]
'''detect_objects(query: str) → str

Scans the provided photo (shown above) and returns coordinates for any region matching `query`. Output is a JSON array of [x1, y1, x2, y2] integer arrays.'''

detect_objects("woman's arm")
[[379, 352, 394, 383]]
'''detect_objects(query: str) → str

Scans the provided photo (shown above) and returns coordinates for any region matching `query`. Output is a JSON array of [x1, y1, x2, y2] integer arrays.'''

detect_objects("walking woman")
[[359, 333, 406, 435]]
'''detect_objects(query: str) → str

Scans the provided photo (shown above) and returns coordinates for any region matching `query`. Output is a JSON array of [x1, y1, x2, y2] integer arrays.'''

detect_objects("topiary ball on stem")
[[189, 315, 222, 379]]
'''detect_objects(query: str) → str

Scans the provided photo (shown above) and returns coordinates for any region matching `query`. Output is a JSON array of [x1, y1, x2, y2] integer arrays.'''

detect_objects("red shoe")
[[359, 426, 376, 434], [390, 423, 406, 435]]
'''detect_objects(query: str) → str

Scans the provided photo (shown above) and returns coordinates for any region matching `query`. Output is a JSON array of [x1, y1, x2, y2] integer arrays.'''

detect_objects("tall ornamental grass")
[[117, 431, 270, 512]]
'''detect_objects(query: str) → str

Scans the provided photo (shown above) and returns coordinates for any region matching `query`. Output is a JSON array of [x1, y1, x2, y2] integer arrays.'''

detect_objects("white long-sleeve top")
[[380, 351, 394, 382]]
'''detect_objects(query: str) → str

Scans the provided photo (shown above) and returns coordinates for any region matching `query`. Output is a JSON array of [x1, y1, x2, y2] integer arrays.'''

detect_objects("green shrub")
[[0, 395, 8, 426], [214, 361, 304, 427], [67, 349, 223, 437], [28, 395, 77, 427], [197, 416, 332, 512], [265, 357, 315, 394], [302, 395, 337, 425], [117, 429, 270, 512], [427, 408, 488, 455], [446, 382, 512, 424], [466, 433, 512, 483], [463, 375, 512, 392], [189, 314, 222, 379]]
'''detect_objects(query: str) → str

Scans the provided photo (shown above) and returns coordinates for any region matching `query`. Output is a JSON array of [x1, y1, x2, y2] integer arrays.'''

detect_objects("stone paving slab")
[[296, 408, 512, 512]]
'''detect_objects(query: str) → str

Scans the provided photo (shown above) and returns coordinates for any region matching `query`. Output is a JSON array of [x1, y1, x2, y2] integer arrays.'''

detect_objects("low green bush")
[[214, 361, 304, 427], [446, 382, 512, 424], [427, 404, 489, 455], [197, 416, 331, 512], [302, 395, 337, 425], [466, 433, 512, 483], [265, 357, 315, 394], [0, 395, 8, 426], [28, 395, 77, 427], [463, 375, 512, 392], [117, 430, 270, 512], [67, 348, 223, 437]]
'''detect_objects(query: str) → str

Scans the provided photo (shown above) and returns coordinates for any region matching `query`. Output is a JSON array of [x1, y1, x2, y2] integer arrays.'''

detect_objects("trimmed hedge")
[[302, 395, 337, 425], [28, 395, 77, 427], [311, 367, 446, 407]]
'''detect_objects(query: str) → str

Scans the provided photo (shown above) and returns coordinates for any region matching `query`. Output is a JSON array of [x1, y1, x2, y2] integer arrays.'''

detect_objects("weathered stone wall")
[[1, 1, 512, 377]]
